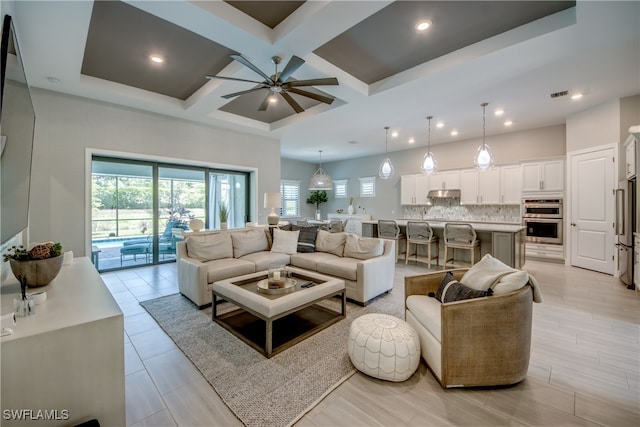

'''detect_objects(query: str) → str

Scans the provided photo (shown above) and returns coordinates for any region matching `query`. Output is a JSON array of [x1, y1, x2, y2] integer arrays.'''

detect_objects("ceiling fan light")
[[378, 158, 394, 180], [421, 152, 437, 174]]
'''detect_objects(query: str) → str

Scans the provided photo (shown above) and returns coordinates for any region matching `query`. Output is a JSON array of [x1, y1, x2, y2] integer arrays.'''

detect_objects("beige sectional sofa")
[[176, 227, 396, 308]]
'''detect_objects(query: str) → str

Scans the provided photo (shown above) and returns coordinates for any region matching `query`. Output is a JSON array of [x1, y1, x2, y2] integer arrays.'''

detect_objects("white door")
[[570, 146, 615, 274]]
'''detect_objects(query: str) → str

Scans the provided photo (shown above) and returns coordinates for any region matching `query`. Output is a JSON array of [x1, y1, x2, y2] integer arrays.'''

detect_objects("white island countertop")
[[363, 219, 525, 233]]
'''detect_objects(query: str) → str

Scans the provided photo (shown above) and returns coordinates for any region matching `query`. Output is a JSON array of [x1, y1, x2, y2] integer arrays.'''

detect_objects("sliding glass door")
[[91, 157, 249, 272]]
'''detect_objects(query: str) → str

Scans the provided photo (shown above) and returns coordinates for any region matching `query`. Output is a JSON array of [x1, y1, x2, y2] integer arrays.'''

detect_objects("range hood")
[[428, 189, 461, 198]]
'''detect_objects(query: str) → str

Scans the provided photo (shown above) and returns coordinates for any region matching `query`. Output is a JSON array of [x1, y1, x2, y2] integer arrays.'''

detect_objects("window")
[[334, 179, 348, 198], [359, 176, 376, 197], [280, 180, 300, 217]]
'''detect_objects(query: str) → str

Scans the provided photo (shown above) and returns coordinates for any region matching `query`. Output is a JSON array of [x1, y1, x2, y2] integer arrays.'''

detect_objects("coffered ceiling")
[[4, 1, 640, 163]]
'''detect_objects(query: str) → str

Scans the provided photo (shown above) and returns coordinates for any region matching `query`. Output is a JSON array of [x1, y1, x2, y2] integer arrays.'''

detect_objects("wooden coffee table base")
[[213, 290, 346, 358]]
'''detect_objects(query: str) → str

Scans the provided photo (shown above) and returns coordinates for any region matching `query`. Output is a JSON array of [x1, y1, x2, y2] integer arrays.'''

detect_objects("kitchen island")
[[363, 219, 526, 268]]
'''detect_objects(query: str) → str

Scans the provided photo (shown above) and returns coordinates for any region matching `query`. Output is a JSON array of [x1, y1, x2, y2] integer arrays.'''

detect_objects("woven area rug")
[[140, 292, 402, 427]]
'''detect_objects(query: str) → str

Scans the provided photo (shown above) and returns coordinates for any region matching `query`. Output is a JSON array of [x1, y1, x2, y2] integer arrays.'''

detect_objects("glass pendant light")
[[474, 102, 494, 170], [420, 115, 437, 174], [378, 126, 394, 179], [309, 150, 333, 190]]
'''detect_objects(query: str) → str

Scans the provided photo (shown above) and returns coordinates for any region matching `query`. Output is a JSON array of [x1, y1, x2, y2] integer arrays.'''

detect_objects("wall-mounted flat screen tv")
[[1, 14, 35, 245]]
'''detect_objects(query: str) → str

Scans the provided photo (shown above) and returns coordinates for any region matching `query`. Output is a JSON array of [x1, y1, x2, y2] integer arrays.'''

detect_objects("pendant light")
[[378, 126, 394, 179], [309, 150, 333, 190], [474, 102, 494, 170], [420, 115, 437, 174]]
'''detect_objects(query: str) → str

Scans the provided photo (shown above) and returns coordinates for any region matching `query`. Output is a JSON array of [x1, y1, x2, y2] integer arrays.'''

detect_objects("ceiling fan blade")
[[258, 92, 272, 111], [278, 55, 305, 83], [286, 88, 335, 105], [285, 77, 339, 87], [231, 54, 274, 85], [221, 87, 267, 99], [206, 75, 267, 85], [280, 92, 305, 113]]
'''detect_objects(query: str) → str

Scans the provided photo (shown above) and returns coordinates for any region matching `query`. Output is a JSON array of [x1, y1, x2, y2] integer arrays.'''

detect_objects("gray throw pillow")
[[290, 225, 318, 253], [430, 271, 493, 303]]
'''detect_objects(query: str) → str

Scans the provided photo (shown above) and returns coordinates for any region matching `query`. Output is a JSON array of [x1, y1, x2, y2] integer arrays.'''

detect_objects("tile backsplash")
[[403, 199, 522, 224]]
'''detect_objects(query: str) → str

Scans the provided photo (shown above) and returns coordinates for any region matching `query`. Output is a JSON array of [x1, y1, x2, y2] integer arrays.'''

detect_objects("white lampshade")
[[264, 192, 281, 209], [264, 192, 281, 226]]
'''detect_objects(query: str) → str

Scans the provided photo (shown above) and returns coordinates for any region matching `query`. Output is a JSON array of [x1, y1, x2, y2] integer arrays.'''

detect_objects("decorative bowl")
[[9, 256, 64, 288]]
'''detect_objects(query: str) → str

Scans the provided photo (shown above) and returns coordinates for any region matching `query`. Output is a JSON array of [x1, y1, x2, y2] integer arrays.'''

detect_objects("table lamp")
[[264, 192, 282, 225]]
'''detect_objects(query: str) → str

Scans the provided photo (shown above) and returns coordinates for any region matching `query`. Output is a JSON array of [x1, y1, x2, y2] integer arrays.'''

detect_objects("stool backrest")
[[407, 221, 434, 241], [444, 223, 477, 245], [378, 220, 400, 239], [329, 220, 344, 233]]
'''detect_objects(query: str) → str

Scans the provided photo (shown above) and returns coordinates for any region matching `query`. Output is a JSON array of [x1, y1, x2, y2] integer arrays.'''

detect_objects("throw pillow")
[[343, 234, 384, 260], [186, 232, 233, 262], [231, 229, 269, 258], [271, 228, 300, 255], [315, 229, 347, 257], [430, 271, 493, 303], [290, 225, 318, 253], [460, 254, 517, 291], [492, 270, 529, 295]]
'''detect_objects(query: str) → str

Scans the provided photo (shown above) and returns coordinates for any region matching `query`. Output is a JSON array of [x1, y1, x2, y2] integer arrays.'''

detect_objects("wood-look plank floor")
[[102, 260, 640, 427]]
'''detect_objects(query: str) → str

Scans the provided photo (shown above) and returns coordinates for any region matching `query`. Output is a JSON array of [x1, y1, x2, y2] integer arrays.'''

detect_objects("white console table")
[[0, 257, 125, 426]]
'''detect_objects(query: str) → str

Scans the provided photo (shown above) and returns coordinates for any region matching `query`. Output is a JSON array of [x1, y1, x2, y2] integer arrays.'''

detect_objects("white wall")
[[28, 89, 280, 257]]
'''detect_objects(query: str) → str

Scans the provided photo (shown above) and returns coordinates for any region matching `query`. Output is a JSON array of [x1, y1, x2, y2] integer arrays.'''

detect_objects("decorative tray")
[[256, 278, 297, 295]]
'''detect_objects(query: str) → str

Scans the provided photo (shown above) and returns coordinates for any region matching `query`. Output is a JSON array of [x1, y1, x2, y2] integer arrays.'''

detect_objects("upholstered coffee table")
[[212, 267, 346, 357]]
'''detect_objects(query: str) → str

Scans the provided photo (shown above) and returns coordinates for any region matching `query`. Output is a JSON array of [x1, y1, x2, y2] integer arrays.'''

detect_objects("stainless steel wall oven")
[[523, 199, 563, 244]]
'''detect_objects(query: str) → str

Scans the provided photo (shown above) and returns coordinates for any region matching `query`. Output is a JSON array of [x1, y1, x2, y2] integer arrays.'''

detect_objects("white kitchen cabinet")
[[400, 174, 430, 205], [327, 213, 372, 236], [521, 160, 564, 193], [500, 164, 522, 204], [625, 135, 636, 179], [429, 170, 460, 191], [460, 168, 500, 205]]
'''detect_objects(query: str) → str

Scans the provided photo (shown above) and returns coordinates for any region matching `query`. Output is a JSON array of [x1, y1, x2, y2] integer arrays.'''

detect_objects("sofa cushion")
[[240, 251, 291, 271], [492, 270, 529, 295], [271, 228, 300, 255], [231, 229, 269, 258], [460, 253, 516, 291], [316, 257, 358, 281], [186, 232, 233, 262], [315, 230, 346, 257], [290, 252, 340, 271], [406, 295, 442, 343], [291, 225, 318, 253], [204, 258, 255, 284], [343, 234, 384, 260]]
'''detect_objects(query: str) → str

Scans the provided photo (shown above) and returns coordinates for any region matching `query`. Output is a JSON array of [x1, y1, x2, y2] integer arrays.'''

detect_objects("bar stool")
[[443, 223, 480, 268], [378, 220, 406, 262], [404, 221, 439, 268]]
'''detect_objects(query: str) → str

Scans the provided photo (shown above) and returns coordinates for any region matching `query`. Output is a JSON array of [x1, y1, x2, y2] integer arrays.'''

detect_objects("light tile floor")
[[101, 260, 640, 427]]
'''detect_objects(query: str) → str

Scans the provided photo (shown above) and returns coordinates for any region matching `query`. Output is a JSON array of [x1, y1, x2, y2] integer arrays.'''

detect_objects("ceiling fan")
[[206, 54, 339, 113]]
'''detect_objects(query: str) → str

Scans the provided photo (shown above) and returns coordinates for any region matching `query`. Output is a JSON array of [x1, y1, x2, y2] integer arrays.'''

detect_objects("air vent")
[[550, 90, 569, 98], [347, 140, 359, 144]]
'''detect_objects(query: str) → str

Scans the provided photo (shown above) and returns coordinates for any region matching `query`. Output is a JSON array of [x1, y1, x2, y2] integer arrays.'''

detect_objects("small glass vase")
[[14, 295, 35, 317], [315, 210, 321, 221], [268, 265, 287, 289]]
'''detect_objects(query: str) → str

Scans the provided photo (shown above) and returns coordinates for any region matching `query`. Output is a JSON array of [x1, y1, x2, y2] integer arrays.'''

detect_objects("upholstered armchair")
[[404, 268, 534, 388]]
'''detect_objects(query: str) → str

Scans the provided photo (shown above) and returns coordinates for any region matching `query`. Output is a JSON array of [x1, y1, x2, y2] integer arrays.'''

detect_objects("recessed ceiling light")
[[150, 55, 164, 64], [571, 93, 583, 100], [391, 131, 399, 138], [436, 122, 444, 128], [504, 120, 513, 126], [415, 20, 432, 31], [269, 96, 277, 104], [494, 109, 504, 116], [450, 130, 458, 136], [408, 138, 415, 144]]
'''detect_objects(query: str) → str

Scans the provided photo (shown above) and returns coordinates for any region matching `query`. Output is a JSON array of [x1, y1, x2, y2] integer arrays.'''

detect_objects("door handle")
[[571, 223, 576, 226]]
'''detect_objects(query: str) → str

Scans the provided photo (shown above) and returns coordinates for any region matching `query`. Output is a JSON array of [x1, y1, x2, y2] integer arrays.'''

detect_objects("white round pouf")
[[348, 313, 420, 382]]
